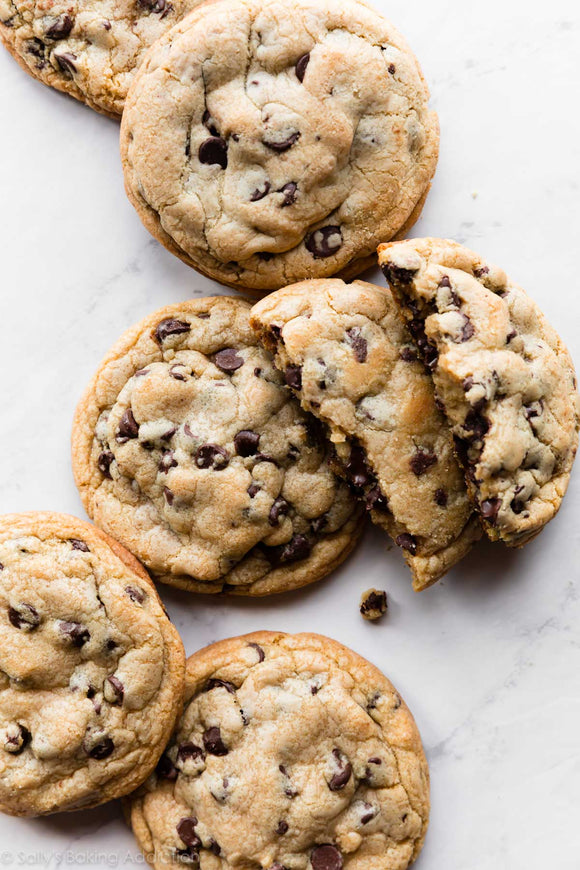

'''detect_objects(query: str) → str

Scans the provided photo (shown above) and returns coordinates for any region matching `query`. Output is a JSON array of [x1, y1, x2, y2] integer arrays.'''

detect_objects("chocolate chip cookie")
[[0, 512, 185, 816], [72, 297, 363, 596], [251, 279, 481, 591], [120, 0, 439, 291], [378, 238, 580, 546], [127, 631, 430, 870], [0, 0, 204, 116]]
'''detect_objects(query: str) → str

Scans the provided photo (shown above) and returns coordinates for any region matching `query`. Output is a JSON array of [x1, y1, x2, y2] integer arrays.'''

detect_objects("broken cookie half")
[[378, 238, 580, 546], [251, 278, 482, 591]]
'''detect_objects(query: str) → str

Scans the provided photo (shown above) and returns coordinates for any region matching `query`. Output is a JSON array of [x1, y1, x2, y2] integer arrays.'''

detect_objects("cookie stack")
[[1, 0, 579, 866]]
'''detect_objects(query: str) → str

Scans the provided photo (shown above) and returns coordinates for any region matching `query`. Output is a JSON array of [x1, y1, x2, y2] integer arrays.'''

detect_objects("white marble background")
[[1, 0, 579, 867]]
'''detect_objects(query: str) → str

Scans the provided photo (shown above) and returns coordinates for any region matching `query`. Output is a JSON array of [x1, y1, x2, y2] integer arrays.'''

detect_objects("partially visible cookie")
[[0, 512, 185, 817], [251, 279, 481, 591], [120, 0, 438, 291], [127, 631, 430, 870], [378, 238, 580, 545], [359, 588, 387, 621], [0, 0, 204, 116], [72, 296, 363, 596]]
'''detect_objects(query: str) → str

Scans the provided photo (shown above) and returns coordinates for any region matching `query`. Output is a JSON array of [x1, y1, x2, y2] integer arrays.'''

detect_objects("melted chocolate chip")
[[481, 498, 501, 524], [407, 319, 438, 368], [284, 365, 302, 390], [381, 263, 418, 285], [70, 538, 89, 552], [125, 585, 145, 604], [86, 735, 114, 759], [345, 443, 375, 489], [156, 752, 178, 780], [250, 181, 271, 202], [215, 348, 244, 372], [295, 52, 310, 82], [117, 408, 139, 442], [268, 534, 311, 565], [247, 482, 261, 498], [203, 726, 228, 756], [464, 409, 489, 441], [248, 641, 265, 661], [366, 486, 389, 512], [329, 749, 352, 791], [234, 430, 260, 456], [177, 742, 205, 767], [8, 603, 40, 631], [360, 803, 378, 824], [105, 675, 124, 704], [196, 444, 230, 470], [280, 182, 298, 206], [474, 266, 489, 278], [138, 0, 172, 14], [263, 131, 301, 152], [169, 364, 187, 381], [345, 327, 367, 362], [434, 488, 448, 507], [98, 450, 114, 478], [399, 347, 417, 362], [55, 51, 77, 73], [159, 449, 178, 472], [311, 845, 343, 870], [164, 486, 174, 506], [276, 821, 289, 835], [46, 13, 73, 38], [59, 621, 90, 647], [205, 678, 236, 694], [269, 496, 290, 526], [305, 226, 343, 259], [410, 449, 437, 476], [177, 818, 201, 849], [396, 533, 418, 555], [154, 318, 190, 343], [459, 314, 475, 342], [199, 136, 228, 168]]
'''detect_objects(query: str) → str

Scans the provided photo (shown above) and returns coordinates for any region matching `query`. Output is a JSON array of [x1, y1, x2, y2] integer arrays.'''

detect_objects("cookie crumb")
[[359, 588, 388, 621]]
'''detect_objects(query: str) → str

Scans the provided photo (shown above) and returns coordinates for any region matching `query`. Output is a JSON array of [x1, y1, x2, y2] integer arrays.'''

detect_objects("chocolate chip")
[[360, 803, 378, 824], [407, 319, 438, 368], [163, 486, 175, 506], [284, 365, 302, 389], [366, 486, 389, 512], [248, 641, 265, 661], [410, 448, 437, 476], [345, 328, 367, 363], [381, 263, 418, 285], [295, 52, 310, 82], [510, 486, 526, 515], [396, 533, 418, 555], [159, 450, 178, 472], [459, 314, 475, 342], [434, 488, 448, 507], [506, 329, 517, 344], [169, 364, 187, 381], [138, 0, 172, 14], [268, 534, 311, 565], [8, 603, 40, 631], [154, 318, 190, 343], [247, 482, 261, 498], [125, 585, 145, 604], [205, 678, 236, 694], [345, 443, 375, 489], [85, 735, 114, 759], [46, 13, 73, 38], [280, 182, 298, 206], [250, 181, 270, 202], [116, 408, 139, 442], [276, 821, 289, 835], [481, 498, 501, 524], [311, 514, 328, 534], [263, 131, 301, 152], [3, 724, 30, 755], [269, 496, 290, 526], [215, 348, 244, 372], [305, 226, 343, 259], [524, 401, 543, 421], [70, 538, 89, 552], [208, 840, 221, 856], [98, 450, 114, 478], [399, 347, 417, 362], [196, 444, 230, 470], [177, 818, 201, 849], [203, 726, 228, 756], [176, 743, 205, 766], [199, 136, 228, 168], [104, 675, 124, 705], [474, 266, 489, 278], [329, 749, 352, 791], [156, 752, 178, 780], [464, 410, 489, 441], [234, 430, 260, 456], [55, 51, 77, 73], [58, 621, 90, 647], [202, 109, 219, 136], [311, 845, 343, 870], [26, 38, 46, 59]]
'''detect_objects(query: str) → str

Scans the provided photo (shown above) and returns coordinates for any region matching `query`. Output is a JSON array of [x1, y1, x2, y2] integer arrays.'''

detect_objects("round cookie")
[[72, 296, 363, 596], [251, 279, 482, 591], [127, 631, 430, 870], [0, 512, 185, 817], [0, 0, 204, 116], [378, 238, 580, 546], [120, 0, 439, 292]]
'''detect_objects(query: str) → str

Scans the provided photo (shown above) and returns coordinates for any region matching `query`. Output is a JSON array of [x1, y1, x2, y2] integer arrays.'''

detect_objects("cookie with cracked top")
[[72, 296, 363, 596], [0, 0, 205, 116], [251, 279, 482, 591], [378, 238, 580, 546], [127, 631, 430, 870], [0, 512, 185, 817], [120, 0, 439, 291]]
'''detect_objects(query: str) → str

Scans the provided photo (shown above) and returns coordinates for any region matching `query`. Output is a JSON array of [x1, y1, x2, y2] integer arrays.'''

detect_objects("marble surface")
[[0, 0, 579, 867]]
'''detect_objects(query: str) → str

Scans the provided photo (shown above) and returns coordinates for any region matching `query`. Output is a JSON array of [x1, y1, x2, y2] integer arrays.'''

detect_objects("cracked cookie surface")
[[120, 0, 439, 291], [251, 279, 481, 591], [72, 296, 363, 596], [0, 512, 185, 817], [378, 238, 580, 546], [0, 0, 205, 116], [128, 631, 430, 870]]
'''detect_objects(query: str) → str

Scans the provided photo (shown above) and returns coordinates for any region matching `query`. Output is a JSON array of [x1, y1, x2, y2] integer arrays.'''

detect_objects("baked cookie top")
[[120, 0, 439, 291], [251, 279, 481, 591], [0, 0, 203, 116], [0, 512, 185, 817], [378, 238, 580, 546], [72, 296, 363, 596], [128, 631, 430, 870]]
